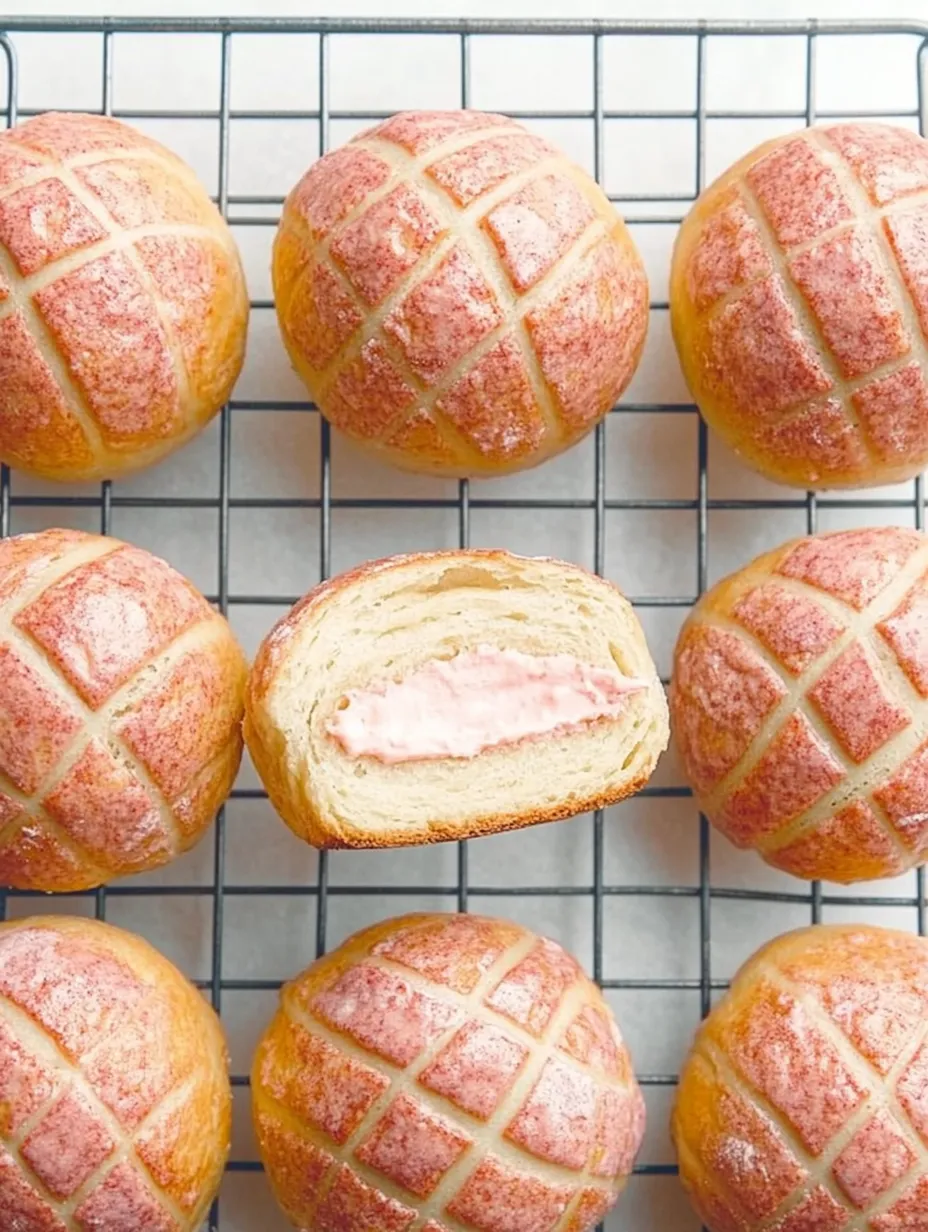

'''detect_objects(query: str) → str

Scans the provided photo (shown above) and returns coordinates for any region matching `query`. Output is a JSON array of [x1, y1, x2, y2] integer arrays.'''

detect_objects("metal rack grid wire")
[[0, 14, 928, 1231]]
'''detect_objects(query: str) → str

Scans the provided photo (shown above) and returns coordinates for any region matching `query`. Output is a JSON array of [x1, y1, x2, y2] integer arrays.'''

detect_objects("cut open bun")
[[244, 551, 668, 849]]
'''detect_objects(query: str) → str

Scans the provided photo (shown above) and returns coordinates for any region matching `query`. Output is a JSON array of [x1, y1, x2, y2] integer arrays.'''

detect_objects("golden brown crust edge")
[[672, 536, 798, 647], [243, 748, 655, 851], [244, 550, 668, 849]]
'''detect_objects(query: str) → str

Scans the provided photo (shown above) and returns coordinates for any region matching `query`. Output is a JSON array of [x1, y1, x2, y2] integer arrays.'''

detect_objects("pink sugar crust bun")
[[0, 914, 230, 1229], [273, 109, 648, 478], [671, 525, 928, 884], [671, 122, 928, 489], [0, 527, 247, 891], [674, 923, 928, 1231], [252, 911, 643, 1231], [0, 111, 247, 482]]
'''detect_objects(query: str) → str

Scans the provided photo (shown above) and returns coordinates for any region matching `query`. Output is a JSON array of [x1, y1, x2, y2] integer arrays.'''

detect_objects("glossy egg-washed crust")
[[273, 110, 648, 477], [671, 526, 928, 884], [0, 915, 230, 1231], [243, 549, 667, 850], [0, 528, 247, 891], [253, 912, 644, 1232], [0, 111, 248, 482], [673, 924, 928, 1231], [671, 122, 928, 489]]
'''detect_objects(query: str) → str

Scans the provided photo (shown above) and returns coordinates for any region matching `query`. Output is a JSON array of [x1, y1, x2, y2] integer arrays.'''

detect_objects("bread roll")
[[671, 526, 928, 884], [273, 109, 648, 477], [253, 912, 643, 1231], [244, 550, 668, 849], [0, 528, 247, 891], [0, 915, 230, 1229], [0, 112, 248, 481], [673, 924, 928, 1231], [671, 122, 928, 489]]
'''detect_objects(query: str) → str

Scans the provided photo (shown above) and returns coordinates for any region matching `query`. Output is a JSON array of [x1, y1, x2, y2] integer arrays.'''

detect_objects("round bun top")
[[0, 528, 247, 891], [0, 915, 230, 1229], [252, 912, 644, 1231], [273, 109, 648, 477], [671, 526, 928, 884], [0, 111, 248, 482], [674, 924, 928, 1231], [671, 122, 928, 489]]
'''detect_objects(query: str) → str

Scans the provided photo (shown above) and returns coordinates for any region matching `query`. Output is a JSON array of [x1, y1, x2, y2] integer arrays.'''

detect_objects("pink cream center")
[[325, 644, 648, 764]]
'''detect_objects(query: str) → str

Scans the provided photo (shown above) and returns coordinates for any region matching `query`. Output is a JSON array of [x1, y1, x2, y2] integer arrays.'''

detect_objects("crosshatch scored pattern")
[[254, 915, 644, 1232], [1, 15, 928, 1232], [683, 123, 928, 485], [676, 528, 928, 881]]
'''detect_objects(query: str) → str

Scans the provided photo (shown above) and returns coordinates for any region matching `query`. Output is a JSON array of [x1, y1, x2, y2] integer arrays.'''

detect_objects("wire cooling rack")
[[2, 14, 928, 1231]]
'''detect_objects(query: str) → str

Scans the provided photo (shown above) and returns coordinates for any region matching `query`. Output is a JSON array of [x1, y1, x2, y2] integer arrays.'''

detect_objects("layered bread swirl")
[[273, 109, 648, 476], [671, 123, 928, 488], [671, 526, 928, 883], [0, 915, 230, 1230], [253, 912, 644, 1231], [0, 112, 248, 481], [674, 925, 928, 1230], [244, 551, 668, 848]]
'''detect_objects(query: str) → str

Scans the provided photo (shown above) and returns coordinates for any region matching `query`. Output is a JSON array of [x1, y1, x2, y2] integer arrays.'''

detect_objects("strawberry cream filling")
[[326, 644, 649, 764]]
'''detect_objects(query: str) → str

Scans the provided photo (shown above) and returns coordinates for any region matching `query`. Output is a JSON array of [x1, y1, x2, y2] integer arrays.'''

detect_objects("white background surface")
[[1, 3, 927, 1230], [9, 1, 928, 20]]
